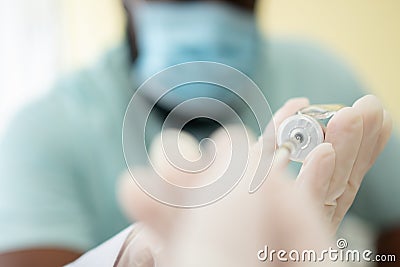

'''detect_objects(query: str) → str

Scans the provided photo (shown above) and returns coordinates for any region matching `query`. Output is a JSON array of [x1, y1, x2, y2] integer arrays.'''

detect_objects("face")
[[124, 0, 256, 60], [124, 0, 259, 118], [135, 0, 255, 13]]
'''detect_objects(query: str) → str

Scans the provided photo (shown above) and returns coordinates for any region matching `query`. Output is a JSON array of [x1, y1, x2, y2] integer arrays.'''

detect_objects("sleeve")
[[66, 225, 135, 267], [264, 39, 400, 229], [0, 89, 95, 252]]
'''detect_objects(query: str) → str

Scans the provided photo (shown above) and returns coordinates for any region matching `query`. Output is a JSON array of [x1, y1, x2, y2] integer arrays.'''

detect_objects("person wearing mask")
[[0, 0, 398, 266]]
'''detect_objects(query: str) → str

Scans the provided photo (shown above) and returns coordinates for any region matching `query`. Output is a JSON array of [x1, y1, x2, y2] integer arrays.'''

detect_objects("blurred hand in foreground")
[[116, 95, 391, 266]]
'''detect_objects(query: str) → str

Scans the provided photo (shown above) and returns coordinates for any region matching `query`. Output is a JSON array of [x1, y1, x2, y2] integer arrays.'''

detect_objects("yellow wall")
[[259, 0, 400, 127], [60, 0, 125, 71], [61, 0, 400, 126]]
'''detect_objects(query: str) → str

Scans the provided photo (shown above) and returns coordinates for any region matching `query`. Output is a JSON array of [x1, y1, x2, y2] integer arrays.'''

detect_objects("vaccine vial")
[[277, 104, 344, 162]]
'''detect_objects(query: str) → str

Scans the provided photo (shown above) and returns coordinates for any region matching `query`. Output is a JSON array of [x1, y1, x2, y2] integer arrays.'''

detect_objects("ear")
[[123, 0, 138, 62]]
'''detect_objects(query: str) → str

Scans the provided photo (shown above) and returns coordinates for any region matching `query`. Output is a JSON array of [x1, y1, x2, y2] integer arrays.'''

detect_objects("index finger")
[[324, 107, 363, 207]]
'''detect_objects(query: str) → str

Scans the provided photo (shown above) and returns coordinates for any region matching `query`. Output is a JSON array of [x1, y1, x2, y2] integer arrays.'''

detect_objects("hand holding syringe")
[[115, 96, 391, 267]]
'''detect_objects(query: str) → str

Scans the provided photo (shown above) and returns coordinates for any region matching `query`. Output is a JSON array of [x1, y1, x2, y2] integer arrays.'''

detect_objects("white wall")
[[0, 0, 63, 137]]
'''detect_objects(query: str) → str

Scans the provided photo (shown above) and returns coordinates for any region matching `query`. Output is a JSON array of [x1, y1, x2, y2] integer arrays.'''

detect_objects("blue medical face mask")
[[128, 1, 261, 116]]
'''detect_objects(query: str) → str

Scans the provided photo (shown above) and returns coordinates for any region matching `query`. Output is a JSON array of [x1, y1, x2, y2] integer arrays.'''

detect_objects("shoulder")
[[259, 38, 366, 107], [0, 43, 133, 252], [265, 38, 351, 74], [2, 42, 132, 148]]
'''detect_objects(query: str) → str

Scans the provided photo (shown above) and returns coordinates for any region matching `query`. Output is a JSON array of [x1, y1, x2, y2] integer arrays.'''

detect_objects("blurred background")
[[0, 1, 398, 266], [1, 0, 399, 135]]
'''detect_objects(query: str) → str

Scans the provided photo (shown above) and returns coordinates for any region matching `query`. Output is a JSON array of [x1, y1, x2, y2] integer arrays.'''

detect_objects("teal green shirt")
[[0, 39, 399, 252]]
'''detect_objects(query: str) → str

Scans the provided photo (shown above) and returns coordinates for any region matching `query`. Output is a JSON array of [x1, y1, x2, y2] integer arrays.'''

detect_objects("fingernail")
[[133, 248, 154, 267], [274, 145, 291, 168]]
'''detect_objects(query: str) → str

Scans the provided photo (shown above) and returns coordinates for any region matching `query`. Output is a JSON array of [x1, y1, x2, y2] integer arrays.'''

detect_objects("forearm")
[[0, 248, 81, 267]]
